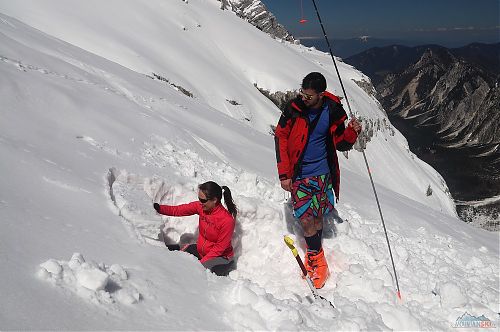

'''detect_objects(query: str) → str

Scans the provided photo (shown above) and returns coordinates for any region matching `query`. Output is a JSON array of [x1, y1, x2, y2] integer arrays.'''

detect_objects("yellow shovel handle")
[[284, 235, 298, 257]]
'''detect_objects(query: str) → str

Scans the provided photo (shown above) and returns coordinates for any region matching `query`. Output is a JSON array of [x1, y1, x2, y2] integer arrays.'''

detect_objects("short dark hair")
[[302, 72, 326, 93]]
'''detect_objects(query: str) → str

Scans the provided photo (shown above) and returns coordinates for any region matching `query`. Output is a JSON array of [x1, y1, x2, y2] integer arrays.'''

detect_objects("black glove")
[[153, 203, 160, 212]]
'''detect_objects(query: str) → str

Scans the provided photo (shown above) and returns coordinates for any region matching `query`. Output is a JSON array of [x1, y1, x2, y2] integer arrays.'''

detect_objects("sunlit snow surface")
[[0, 0, 498, 330]]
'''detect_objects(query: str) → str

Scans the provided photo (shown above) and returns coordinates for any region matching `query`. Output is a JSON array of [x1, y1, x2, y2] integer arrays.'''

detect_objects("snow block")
[[68, 253, 85, 270], [39, 259, 63, 276], [76, 268, 109, 291], [109, 264, 128, 280]]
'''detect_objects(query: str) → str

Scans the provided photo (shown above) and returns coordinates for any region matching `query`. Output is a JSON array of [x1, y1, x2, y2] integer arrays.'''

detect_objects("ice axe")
[[284, 235, 335, 308]]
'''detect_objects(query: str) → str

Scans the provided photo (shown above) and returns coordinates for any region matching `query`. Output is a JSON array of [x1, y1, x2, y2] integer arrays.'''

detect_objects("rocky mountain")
[[375, 45, 499, 157], [345, 43, 500, 228], [345, 43, 500, 85], [220, 0, 295, 41]]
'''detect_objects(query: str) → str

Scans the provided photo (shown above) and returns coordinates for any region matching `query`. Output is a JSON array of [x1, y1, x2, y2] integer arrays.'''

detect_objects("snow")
[[38, 253, 141, 304], [0, 0, 498, 330], [438, 282, 468, 309]]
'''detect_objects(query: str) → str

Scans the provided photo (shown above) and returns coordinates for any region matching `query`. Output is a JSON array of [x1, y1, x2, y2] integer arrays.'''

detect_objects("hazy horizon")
[[262, 0, 499, 48]]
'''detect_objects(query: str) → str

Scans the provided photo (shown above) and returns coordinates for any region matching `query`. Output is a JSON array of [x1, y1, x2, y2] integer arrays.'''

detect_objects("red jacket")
[[157, 202, 235, 263], [274, 91, 358, 200]]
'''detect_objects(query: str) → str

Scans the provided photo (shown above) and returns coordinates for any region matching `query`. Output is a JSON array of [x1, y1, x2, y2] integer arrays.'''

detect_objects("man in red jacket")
[[154, 181, 237, 276], [274, 72, 362, 288]]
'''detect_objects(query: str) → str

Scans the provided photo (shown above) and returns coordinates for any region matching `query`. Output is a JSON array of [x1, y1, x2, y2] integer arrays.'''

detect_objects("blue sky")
[[261, 0, 499, 46]]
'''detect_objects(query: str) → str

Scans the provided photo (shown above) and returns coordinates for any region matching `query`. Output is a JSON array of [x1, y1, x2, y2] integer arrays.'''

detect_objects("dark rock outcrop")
[[222, 0, 295, 42]]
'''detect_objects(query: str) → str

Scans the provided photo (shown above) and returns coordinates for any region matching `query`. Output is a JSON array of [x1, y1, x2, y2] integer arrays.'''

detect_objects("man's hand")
[[348, 117, 362, 134], [280, 179, 292, 192]]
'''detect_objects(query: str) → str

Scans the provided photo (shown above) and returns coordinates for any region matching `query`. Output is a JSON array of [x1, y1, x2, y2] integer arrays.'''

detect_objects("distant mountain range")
[[299, 37, 421, 58], [344, 42, 500, 157], [345, 43, 500, 85], [344, 42, 500, 228]]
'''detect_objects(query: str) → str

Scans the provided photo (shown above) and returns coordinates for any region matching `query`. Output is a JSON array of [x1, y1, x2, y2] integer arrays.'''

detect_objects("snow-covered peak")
[[1, 0, 497, 330], [225, 0, 295, 41]]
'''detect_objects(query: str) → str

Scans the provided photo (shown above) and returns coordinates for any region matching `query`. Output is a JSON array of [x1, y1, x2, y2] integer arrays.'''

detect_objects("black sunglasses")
[[198, 197, 210, 203], [299, 88, 320, 101]]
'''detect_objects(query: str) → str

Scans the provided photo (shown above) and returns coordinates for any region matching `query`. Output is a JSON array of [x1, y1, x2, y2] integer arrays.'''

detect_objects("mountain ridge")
[[224, 0, 295, 41], [345, 42, 500, 228]]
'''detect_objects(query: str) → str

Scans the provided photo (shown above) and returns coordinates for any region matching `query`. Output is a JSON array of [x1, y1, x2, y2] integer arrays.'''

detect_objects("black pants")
[[166, 244, 235, 276]]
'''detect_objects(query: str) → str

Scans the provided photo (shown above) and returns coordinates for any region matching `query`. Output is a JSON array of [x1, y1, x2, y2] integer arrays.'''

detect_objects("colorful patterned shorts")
[[292, 173, 335, 221]]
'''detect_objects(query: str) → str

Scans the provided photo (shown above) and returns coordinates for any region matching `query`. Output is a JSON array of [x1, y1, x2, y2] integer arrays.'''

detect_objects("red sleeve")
[[157, 201, 200, 217], [274, 115, 293, 180], [342, 126, 358, 144], [334, 124, 358, 145], [200, 216, 235, 263]]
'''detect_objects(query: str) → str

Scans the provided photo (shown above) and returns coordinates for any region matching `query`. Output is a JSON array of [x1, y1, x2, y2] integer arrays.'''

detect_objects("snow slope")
[[0, 0, 498, 330]]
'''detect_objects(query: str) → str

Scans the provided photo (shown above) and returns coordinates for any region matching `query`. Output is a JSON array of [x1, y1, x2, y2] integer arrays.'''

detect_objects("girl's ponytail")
[[221, 186, 237, 219]]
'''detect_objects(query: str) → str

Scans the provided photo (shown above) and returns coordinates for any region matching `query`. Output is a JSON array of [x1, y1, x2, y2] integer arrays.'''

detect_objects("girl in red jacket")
[[153, 181, 237, 276]]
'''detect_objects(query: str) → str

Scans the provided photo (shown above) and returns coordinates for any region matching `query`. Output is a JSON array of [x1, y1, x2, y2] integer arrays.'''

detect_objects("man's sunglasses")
[[198, 197, 210, 203], [299, 88, 318, 101]]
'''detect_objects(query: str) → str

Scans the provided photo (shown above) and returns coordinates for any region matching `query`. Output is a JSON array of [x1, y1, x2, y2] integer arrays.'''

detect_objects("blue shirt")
[[300, 103, 330, 178]]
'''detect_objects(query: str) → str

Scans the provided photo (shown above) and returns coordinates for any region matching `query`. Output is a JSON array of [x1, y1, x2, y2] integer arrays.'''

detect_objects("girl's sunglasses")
[[198, 197, 210, 203]]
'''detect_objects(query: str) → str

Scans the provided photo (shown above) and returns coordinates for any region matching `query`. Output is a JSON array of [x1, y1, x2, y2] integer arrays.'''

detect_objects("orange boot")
[[308, 249, 330, 289], [303, 251, 314, 278]]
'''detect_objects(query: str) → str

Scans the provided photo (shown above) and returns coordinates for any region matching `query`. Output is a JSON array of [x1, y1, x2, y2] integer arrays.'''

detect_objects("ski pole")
[[284, 235, 334, 307], [309, 0, 402, 301]]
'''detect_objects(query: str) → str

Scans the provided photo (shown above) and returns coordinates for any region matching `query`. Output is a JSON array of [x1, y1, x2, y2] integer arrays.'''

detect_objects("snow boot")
[[308, 248, 330, 289], [303, 251, 315, 277]]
